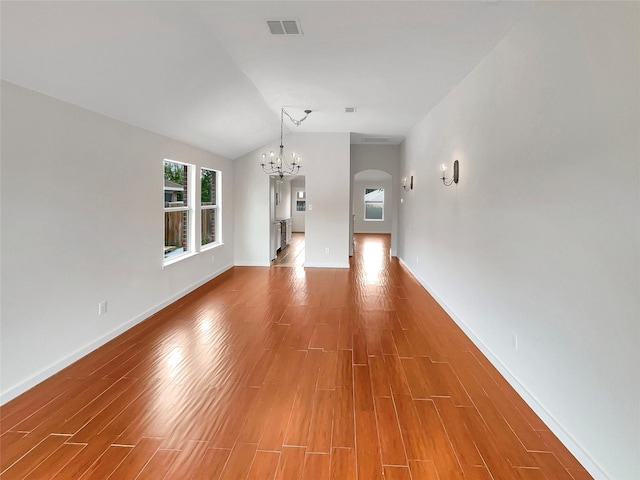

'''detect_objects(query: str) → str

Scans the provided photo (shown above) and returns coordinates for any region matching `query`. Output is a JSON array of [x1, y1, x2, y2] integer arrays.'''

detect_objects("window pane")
[[201, 168, 216, 206], [365, 203, 383, 220], [296, 200, 306, 212], [364, 188, 384, 202], [201, 208, 217, 246], [364, 187, 384, 220], [164, 161, 188, 207], [165, 210, 188, 258]]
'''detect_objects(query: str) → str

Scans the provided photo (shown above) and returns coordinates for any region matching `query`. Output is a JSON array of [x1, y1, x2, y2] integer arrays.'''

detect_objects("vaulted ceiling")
[[1, 1, 533, 159]]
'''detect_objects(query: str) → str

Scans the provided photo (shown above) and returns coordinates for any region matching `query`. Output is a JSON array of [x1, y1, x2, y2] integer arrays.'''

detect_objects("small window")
[[296, 200, 306, 212], [164, 159, 193, 262], [201, 168, 221, 247], [364, 187, 384, 221]]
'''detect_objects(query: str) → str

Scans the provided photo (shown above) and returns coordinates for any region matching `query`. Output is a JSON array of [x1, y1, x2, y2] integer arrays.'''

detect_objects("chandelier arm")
[[282, 108, 309, 126]]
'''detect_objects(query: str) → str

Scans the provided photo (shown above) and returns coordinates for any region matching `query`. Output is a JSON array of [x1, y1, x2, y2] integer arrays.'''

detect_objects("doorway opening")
[[273, 232, 305, 267], [352, 169, 394, 257], [271, 175, 306, 266]]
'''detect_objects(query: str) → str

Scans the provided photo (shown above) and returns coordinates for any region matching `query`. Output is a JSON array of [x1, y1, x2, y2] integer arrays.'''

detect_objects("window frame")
[[163, 159, 195, 266], [364, 187, 385, 222], [200, 167, 222, 249]]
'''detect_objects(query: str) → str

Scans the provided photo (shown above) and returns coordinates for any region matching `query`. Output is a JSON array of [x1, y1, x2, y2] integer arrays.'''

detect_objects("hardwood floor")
[[0, 233, 591, 479], [273, 233, 305, 267]]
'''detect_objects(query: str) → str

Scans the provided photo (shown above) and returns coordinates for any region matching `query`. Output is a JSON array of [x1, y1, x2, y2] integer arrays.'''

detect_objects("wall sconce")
[[440, 160, 459, 186], [402, 175, 414, 191]]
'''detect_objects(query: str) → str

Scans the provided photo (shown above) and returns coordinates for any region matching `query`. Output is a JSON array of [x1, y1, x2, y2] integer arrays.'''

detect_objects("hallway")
[[273, 233, 305, 268], [0, 234, 590, 479]]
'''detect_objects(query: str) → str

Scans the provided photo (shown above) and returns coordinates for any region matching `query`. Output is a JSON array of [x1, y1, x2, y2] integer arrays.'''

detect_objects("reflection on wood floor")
[[0, 234, 591, 479], [273, 232, 304, 267]]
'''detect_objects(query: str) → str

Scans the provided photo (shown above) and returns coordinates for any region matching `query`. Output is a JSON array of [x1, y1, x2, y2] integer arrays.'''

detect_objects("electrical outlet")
[[98, 301, 107, 316], [416, 256, 420, 264], [211, 254, 215, 263], [513, 334, 518, 351], [325, 247, 330, 254]]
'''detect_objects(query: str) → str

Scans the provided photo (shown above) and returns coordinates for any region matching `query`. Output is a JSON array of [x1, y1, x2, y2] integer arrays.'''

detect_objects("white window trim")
[[164, 159, 195, 266], [200, 168, 222, 249]]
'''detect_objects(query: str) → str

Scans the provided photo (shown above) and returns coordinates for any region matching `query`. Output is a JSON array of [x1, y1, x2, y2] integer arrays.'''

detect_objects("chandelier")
[[260, 107, 311, 179]]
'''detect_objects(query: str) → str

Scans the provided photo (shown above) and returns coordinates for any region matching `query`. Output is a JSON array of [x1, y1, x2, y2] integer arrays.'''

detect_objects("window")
[[296, 190, 306, 211], [364, 187, 384, 221], [201, 168, 221, 247], [164, 159, 193, 262]]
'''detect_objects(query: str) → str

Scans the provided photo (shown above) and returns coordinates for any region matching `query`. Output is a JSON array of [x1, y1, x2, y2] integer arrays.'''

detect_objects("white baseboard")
[[0, 264, 234, 405], [233, 260, 271, 267], [397, 258, 609, 480], [303, 262, 350, 268]]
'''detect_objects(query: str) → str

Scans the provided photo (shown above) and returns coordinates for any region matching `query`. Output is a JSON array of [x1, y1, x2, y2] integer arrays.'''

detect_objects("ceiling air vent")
[[363, 137, 390, 143], [267, 20, 303, 35], [345, 107, 357, 113]]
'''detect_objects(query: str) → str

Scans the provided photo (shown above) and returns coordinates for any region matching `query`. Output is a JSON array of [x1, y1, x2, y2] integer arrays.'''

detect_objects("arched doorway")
[[352, 169, 395, 257]]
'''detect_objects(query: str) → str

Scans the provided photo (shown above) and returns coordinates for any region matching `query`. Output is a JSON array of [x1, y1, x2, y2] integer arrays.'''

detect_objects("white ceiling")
[[1, 1, 533, 159]]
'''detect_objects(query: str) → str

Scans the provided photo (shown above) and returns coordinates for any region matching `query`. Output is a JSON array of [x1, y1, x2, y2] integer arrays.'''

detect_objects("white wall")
[[275, 179, 292, 220], [353, 178, 392, 234], [235, 133, 350, 268], [291, 176, 306, 233], [300, 133, 351, 267], [397, 3, 639, 479], [1, 81, 235, 403], [233, 145, 271, 266], [350, 144, 400, 255]]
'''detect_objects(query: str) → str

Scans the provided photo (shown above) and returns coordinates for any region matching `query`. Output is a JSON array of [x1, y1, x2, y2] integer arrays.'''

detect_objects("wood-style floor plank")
[[22, 443, 85, 480], [77, 444, 132, 480], [191, 448, 231, 480], [51, 432, 118, 480], [0, 234, 592, 480], [246, 450, 280, 480], [302, 453, 330, 479], [373, 396, 406, 466], [383, 465, 412, 480], [354, 410, 383, 480], [330, 448, 356, 480], [135, 448, 182, 480], [275, 446, 306, 480], [106, 437, 165, 480], [218, 443, 257, 480], [0, 434, 70, 479]]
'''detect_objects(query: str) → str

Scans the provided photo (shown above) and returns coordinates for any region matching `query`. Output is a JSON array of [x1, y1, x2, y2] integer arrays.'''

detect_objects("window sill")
[[163, 251, 197, 268]]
